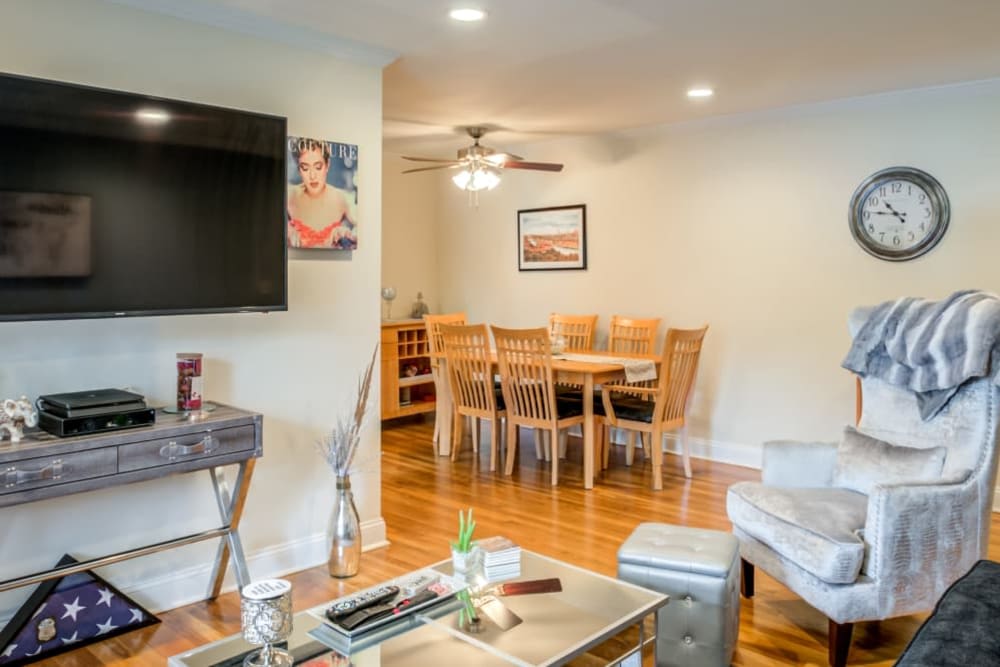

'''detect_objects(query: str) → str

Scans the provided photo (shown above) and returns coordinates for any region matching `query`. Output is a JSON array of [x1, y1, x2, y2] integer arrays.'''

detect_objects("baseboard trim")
[[605, 428, 761, 470], [0, 517, 389, 624]]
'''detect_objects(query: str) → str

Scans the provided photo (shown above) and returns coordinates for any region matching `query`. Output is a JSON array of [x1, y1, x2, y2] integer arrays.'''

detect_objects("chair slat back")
[[440, 323, 497, 417], [608, 315, 661, 355], [492, 326, 556, 425], [549, 313, 598, 352], [656, 326, 708, 423], [424, 312, 467, 359]]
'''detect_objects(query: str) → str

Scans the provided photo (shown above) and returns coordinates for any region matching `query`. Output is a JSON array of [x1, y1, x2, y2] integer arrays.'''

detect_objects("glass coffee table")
[[169, 550, 668, 667]]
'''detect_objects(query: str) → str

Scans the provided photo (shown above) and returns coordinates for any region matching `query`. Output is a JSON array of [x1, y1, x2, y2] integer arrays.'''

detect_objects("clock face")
[[849, 167, 949, 261]]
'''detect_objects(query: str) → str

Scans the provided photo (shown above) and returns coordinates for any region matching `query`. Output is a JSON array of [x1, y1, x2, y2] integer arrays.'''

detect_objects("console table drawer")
[[119, 425, 255, 472], [1, 448, 117, 495]]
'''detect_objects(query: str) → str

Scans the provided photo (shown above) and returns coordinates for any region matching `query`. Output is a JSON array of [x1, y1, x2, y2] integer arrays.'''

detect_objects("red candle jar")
[[176, 353, 203, 411]]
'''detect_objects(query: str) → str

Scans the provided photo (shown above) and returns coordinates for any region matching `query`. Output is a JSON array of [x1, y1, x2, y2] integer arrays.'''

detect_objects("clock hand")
[[883, 201, 907, 222]]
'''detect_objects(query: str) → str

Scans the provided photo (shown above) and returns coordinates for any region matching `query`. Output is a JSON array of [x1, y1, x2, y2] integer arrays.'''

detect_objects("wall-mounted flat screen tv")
[[0, 72, 287, 321]]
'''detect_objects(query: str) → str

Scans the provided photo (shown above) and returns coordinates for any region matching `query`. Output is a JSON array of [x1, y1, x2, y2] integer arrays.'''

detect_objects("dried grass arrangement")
[[318, 345, 378, 478]]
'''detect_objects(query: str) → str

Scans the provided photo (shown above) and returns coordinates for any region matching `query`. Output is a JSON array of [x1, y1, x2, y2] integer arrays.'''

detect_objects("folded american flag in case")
[[0, 555, 158, 665]]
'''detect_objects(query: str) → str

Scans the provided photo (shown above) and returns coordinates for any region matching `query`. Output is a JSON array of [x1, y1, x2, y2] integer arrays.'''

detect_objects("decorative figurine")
[[410, 291, 430, 319], [381, 286, 397, 320], [0, 396, 39, 442]]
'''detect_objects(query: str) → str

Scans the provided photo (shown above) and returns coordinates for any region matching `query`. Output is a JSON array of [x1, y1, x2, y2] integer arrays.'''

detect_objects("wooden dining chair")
[[606, 315, 662, 466], [608, 315, 661, 355], [423, 312, 467, 454], [549, 313, 598, 352], [491, 326, 586, 485], [439, 323, 507, 471], [599, 326, 708, 490]]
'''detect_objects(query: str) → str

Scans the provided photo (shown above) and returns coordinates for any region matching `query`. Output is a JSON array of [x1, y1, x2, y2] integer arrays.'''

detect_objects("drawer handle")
[[160, 435, 216, 461], [4, 460, 64, 487]]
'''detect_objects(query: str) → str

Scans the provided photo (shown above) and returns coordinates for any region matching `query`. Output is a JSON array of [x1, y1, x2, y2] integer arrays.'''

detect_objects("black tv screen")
[[0, 72, 287, 321]]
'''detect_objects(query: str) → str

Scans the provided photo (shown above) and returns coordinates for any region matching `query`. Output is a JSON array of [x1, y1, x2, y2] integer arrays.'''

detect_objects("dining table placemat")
[[555, 353, 657, 383]]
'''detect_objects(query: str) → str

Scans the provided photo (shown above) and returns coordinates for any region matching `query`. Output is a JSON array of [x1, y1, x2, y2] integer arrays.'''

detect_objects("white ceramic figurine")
[[0, 396, 38, 443]]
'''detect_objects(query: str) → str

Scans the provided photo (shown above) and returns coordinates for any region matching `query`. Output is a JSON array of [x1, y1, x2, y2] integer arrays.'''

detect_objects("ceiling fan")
[[401, 127, 563, 192]]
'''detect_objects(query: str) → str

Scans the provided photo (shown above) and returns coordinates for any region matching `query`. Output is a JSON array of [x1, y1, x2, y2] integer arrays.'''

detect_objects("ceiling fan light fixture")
[[452, 169, 472, 190], [452, 164, 500, 191], [473, 166, 501, 190], [449, 8, 487, 22]]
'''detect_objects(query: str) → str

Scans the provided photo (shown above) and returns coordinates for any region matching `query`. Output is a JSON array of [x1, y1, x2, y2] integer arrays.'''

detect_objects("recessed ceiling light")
[[449, 8, 487, 22], [687, 87, 714, 99]]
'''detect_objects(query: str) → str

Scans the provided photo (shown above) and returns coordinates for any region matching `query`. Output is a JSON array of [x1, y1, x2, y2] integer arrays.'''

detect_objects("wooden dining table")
[[435, 351, 659, 490]]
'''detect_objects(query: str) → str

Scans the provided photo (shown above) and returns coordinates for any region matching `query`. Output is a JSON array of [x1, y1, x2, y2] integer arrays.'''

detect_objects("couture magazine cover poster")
[[286, 137, 358, 250]]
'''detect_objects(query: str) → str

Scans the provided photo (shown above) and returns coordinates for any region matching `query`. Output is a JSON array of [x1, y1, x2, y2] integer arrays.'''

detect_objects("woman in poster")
[[287, 137, 358, 249]]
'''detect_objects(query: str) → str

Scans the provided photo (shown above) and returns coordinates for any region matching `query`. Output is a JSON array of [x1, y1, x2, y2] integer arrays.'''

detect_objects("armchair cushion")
[[761, 440, 838, 488], [727, 483, 868, 584], [833, 426, 946, 495]]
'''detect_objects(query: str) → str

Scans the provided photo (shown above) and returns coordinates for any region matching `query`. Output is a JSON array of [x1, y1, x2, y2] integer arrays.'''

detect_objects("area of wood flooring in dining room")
[[38, 416, 1000, 666]]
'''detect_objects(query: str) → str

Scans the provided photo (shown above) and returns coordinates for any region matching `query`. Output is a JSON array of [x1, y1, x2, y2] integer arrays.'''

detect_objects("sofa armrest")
[[864, 476, 982, 615], [761, 440, 838, 487]]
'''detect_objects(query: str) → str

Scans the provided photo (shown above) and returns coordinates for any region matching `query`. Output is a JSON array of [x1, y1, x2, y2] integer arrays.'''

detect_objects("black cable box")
[[38, 406, 156, 437]]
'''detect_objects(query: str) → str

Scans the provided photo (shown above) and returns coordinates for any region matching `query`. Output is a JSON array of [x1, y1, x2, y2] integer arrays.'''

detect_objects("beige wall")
[[0, 0, 384, 617], [382, 155, 441, 315], [429, 81, 1000, 466]]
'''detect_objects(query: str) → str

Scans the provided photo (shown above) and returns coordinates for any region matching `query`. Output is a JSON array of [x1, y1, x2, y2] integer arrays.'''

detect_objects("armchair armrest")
[[863, 476, 982, 611], [761, 440, 838, 487]]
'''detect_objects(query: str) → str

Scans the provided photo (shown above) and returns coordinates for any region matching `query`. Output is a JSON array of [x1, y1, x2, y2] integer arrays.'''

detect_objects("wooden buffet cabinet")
[[381, 319, 436, 420]]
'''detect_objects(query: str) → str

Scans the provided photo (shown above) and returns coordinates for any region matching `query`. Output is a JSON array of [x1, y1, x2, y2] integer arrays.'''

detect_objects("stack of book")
[[477, 536, 521, 581]]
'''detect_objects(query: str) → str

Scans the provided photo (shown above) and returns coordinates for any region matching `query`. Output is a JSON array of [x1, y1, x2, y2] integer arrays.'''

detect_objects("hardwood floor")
[[34, 416, 1000, 665]]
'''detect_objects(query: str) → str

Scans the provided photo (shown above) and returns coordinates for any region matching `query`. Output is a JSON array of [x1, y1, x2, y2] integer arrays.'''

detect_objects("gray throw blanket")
[[842, 290, 1000, 420]]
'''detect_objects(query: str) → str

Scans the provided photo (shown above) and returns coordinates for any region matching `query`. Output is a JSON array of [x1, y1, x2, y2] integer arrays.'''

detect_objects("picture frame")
[[517, 204, 587, 271], [286, 136, 359, 250]]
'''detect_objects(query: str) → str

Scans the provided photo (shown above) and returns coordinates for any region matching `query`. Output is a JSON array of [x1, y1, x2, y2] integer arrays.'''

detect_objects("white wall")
[[0, 0, 385, 617], [430, 81, 1000, 467], [382, 154, 441, 315]]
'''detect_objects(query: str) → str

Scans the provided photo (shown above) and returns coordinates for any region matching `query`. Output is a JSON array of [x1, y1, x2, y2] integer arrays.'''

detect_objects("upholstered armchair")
[[727, 372, 1000, 666]]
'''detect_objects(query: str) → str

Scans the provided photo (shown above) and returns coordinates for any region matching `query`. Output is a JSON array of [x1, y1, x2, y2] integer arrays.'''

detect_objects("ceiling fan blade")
[[484, 152, 525, 165], [500, 160, 564, 172], [402, 164, 464, 174], [401, 156, 463, 164]]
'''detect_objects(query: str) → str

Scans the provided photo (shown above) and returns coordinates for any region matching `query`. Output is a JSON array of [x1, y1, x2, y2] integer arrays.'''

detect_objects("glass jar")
[[176, 352, 203, 411]]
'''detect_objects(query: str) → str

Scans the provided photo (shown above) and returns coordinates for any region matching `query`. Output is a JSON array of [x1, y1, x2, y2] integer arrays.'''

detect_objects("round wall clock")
[[848, 166, 950, 261]]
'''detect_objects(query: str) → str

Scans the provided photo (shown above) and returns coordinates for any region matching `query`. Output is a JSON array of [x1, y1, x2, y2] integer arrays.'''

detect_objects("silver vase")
[[328, 475, 361, 578]]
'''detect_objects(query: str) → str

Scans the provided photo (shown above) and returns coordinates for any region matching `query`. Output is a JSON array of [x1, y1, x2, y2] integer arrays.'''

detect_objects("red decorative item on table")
[[176, 353, 203, 410]]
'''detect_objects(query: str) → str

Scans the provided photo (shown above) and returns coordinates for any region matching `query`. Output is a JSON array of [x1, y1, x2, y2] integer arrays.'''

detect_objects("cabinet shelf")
[[381, 320, 437, 420], [398, 373, 434, 387]]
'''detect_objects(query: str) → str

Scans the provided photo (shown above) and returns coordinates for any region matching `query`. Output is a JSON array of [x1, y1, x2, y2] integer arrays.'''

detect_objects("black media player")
[[38, 406, 156, 437]]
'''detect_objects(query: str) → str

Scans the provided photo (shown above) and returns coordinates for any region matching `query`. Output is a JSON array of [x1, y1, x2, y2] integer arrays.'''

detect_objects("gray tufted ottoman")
[[617, 523, 740, 667]]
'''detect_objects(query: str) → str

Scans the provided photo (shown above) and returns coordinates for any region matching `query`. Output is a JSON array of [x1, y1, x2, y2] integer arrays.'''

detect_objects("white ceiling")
[[119, 0, 1000, 156]]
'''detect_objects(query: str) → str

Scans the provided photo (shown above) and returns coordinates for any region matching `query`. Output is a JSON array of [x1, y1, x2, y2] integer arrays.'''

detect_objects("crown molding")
[[105, 0, 398, 68], [630, 76, 1000, 139]]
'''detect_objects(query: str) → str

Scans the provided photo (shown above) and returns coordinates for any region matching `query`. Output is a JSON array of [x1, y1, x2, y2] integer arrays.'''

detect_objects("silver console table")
[[0, 403, 262, 600]]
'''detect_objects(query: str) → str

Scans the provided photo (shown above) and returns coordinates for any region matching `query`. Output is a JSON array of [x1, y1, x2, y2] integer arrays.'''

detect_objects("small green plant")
[[457, 589, 478, 628], [451, 508, 476, 553]]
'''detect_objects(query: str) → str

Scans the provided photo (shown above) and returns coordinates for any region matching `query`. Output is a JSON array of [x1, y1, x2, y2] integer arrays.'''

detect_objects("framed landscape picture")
[[517, 204, 587, 271]]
